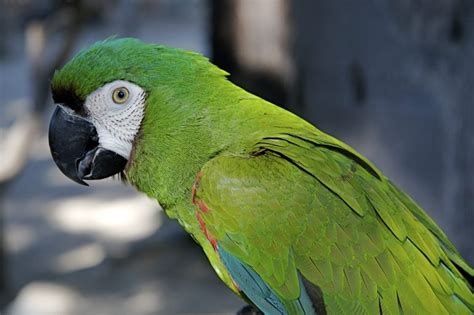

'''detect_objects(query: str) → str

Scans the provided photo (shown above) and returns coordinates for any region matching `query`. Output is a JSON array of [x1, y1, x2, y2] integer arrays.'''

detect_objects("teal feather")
[[218, 246, 316, 315]]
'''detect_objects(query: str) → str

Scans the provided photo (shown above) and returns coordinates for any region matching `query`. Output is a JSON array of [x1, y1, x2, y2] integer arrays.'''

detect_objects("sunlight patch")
[[49, 195, 161, 242]]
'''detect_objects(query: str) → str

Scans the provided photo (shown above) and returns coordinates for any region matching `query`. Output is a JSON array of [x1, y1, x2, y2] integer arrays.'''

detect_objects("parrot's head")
[[48, 38, 226, 185]]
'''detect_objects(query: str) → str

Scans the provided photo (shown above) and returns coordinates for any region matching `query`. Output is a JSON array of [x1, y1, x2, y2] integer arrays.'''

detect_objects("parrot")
[[48, 38, 473, 315]]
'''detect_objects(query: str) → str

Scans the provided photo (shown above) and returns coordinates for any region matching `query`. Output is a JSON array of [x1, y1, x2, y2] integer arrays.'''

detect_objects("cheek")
[[109, 103, 145, 139], [98, 101, 145, 142], [85, 88, 145, 144], [86, 94, 112, 125]]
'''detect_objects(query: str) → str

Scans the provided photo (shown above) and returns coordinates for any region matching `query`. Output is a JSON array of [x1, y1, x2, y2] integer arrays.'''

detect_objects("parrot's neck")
[[124, 78, 264, 214]]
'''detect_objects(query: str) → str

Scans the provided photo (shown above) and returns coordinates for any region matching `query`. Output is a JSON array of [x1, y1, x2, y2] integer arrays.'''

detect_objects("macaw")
[[48, 38, 473, 314]]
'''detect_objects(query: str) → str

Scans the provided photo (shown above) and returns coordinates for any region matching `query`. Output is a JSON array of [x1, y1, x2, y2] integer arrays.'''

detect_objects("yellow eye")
[[112, 87, 129, 104]]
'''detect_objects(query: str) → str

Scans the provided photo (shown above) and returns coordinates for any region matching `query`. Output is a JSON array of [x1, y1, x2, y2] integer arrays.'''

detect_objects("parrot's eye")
[[112, 87, 130, 104]]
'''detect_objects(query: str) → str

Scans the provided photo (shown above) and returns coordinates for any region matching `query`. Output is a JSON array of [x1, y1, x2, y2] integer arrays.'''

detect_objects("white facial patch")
[[84, 80, 146, 159]]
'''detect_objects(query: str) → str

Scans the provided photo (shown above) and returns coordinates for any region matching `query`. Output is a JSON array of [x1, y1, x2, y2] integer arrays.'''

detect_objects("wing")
[[193, 127, 473, 315]]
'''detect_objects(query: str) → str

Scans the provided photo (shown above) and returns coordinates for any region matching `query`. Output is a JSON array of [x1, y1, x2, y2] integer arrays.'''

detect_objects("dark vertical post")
[[210, 0, 294, 108]]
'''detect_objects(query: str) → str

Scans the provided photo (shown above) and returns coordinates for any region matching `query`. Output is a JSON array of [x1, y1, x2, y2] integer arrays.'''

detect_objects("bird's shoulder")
[[192, 125, 474, 314]]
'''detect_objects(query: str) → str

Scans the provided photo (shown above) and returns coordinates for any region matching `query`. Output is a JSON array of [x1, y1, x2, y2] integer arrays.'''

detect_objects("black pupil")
[[117, 90, 125, 98]]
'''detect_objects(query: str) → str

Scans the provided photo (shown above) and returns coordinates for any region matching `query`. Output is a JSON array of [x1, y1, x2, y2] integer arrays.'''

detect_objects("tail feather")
[[218, 246, 318, 314]]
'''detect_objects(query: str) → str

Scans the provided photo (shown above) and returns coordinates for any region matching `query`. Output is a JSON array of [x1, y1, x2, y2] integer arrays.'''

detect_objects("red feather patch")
[[192, 172, 216, 250], [196, 211, 218, 250]]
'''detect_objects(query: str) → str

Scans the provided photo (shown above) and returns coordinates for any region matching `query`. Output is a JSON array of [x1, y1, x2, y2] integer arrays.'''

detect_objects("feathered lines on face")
[[84, 80, 146, 159]]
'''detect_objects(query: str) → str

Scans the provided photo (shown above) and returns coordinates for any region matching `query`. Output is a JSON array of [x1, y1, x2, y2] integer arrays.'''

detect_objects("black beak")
[[48, 106, 127, 186]]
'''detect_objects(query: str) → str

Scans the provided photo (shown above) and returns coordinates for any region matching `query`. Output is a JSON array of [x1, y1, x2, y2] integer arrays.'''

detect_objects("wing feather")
[[193, 129, 473, 314]]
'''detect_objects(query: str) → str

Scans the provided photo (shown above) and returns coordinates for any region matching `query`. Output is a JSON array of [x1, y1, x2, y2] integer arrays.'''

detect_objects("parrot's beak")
[[48, 106, 127, 186]]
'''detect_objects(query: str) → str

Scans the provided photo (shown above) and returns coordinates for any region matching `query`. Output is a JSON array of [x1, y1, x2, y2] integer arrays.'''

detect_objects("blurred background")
[[0, 0, 473, 314]]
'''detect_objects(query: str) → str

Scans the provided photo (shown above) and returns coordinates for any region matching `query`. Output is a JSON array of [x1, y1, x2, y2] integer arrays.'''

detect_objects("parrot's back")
[[185, 105, 474, 314]]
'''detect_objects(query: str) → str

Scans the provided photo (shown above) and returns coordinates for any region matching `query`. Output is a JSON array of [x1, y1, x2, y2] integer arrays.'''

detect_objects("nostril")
[[86, 132, 100, 152]]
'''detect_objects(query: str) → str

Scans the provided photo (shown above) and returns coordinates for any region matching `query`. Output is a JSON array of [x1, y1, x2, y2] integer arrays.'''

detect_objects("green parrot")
[[48, 38, 473, 315]]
